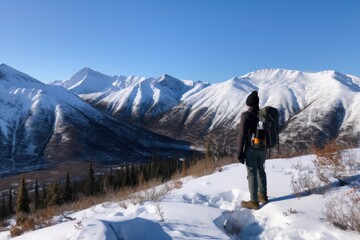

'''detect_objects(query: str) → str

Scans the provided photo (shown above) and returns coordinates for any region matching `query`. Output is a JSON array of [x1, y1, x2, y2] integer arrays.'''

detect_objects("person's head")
[[246, 91, 259, 107]]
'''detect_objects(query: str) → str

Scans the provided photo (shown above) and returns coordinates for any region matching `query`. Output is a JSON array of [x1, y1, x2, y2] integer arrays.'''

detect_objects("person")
[[238, 91, 268, 210]]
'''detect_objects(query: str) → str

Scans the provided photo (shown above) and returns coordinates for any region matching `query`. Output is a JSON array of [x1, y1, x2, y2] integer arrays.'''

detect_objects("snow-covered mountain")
[[146, 69, 360, 153], [55, 69, 210, 123], [0, 64, 194, 176], [55, 67, 360, 154], [2, 64, 359, 174]]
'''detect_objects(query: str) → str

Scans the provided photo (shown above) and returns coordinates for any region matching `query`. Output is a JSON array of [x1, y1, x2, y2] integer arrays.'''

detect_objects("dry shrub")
[[9, 226, 23, 238], [10, 211, 55, 237], [186, 158, 214, 177], [291, 161, 322, 197], [128, 193, 146, 205], [342, 150, 360, 174], [64, 195, 108, 212], [324, 187, 360, 233], [155, 204, 165, 222], [187, 155, 233, 178], [312, 140, 347, 184], [171, 180, 183, 189], [129, 182, 173, 205]]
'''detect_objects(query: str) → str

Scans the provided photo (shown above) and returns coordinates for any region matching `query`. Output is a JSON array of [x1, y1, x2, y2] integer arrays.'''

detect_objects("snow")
[[2, 149, 359, 240], [53, 68, 121, 94], [54, 68, 210, 121], [50, 66, 360, 143]]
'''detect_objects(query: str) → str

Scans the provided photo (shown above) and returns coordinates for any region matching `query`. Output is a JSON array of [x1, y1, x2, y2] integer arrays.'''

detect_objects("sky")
[[1, 0, 360, 83]]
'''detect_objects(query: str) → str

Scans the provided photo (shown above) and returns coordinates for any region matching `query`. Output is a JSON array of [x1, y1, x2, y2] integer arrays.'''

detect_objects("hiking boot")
[[258, 193, 268, 204], [241, 200, 259, 210]]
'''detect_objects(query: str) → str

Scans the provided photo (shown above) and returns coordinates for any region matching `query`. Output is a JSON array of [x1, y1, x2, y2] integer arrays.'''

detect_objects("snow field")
[[1, 149, 359, 240]]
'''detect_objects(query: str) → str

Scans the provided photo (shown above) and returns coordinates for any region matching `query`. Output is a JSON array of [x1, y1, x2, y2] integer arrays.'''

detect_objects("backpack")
[[258, 106, 279, 149]]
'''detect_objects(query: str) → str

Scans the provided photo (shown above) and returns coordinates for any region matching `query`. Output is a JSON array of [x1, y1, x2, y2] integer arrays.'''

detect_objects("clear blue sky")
[[1, 0, 359, 83]]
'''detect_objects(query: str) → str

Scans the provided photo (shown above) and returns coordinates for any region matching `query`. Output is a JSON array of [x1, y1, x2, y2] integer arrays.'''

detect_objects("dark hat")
[[246, 91, 259, 107]]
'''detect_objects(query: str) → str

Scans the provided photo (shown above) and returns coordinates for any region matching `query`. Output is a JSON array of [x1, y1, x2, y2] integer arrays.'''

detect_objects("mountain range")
[[55, 67, 360, 154], [0, 64, 193, 177], [1, 63, 360, 175]]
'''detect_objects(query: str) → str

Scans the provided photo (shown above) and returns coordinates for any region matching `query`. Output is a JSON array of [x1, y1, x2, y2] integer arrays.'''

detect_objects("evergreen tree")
[[125, 163, 131, 187], [104, 168, 113, 193], [34, 178, 40, 210], [87, 161, 95, 195], [8, 187, 13, 214], [62, 171, 73, 203], [42, 180, 47, 202], [16, 175, 30, 213], [0, 196, 5, 219], [46, 183, 61, 207], [72, 180, 78, 201], [130, 162, 137, 186], [115, 166, 126, 189]]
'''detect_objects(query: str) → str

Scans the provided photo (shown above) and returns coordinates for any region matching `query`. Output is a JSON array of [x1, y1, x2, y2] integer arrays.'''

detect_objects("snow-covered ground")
[[1, 149, 360, 240]]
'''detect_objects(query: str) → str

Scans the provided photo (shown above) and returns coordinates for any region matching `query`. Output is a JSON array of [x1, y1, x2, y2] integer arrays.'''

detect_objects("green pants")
[[245, 147, 267, 202]]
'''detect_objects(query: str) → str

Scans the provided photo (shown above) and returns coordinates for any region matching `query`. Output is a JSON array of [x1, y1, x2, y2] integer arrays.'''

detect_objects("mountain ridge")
[[1, 64, 360, 176], [0, 65, 195, 176], [52, 66, 360, 153]]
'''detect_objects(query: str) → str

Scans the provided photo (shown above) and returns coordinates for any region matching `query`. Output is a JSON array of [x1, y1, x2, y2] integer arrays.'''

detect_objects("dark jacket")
[[238, 106, 259, 154]]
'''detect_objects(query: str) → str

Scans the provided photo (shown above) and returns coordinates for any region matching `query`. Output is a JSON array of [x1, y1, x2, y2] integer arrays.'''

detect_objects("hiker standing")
[[238, 91, 268, 210]]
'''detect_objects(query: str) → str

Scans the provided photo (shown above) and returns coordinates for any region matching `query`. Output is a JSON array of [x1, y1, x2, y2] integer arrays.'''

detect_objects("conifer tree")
[[130, 162, 137, 186], [115, 166, 125, 189], [87, 161, 95, 195], [124, 163, 131, 187], [0, 200, 2, 219], [16, 175, 30, 213], [34, 178, 40, 210], [72, 180, 78, 201], [62, 171, 73, 203], [0, 196, 5, 219], [46, 183, 61, 206], [8, 187, 13, 214], [104, 168, 113, 193], [42, 180, 47, 207]]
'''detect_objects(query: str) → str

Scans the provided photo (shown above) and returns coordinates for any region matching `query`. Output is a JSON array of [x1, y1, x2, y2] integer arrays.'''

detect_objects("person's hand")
[[238, 152, 245, 164]]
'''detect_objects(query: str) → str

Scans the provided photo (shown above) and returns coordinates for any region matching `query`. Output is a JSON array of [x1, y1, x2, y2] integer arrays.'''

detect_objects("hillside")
[[1, 148, 359, 239]]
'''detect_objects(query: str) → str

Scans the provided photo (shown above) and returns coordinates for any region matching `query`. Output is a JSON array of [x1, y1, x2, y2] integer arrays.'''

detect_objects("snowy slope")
[[0, 64, 194, 175], [94, 74, 209, 122], [56, 69, 210, 123], [53, 68, 123, 94], [149, 69, 360, 152], [2, 149, 359, 240]]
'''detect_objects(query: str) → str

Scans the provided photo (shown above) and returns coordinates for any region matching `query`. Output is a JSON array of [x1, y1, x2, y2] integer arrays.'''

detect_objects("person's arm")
[[238, 112, 248, 163]]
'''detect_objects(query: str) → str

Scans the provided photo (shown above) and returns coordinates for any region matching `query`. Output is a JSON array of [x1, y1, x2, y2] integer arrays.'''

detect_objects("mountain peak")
[[0, 63, 22, 75], [0, 64, 44, 87], [72, 67, 108, 79], [158, 74, 176, 81], [243, 68, 302, 79], [59, 67, 119, 94]]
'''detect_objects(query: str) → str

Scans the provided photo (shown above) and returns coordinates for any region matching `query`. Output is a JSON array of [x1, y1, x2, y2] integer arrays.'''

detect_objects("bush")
[[10, 213, 36, 237], [290, 161, 322, 197], [312, 140, 346, 184], [323, 187, 360, 233]]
